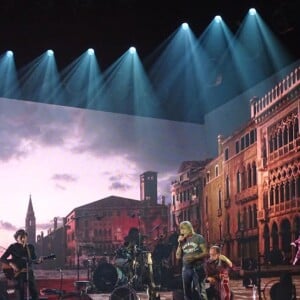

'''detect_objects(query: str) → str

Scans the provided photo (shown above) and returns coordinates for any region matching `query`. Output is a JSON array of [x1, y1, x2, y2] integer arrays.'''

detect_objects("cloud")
[[0, 220, 17, 231], [0, 99, 79, 161], [52, 173, 77, 182], [109, 181, 132, 192], [70, 110, 207, 173], [0, 99, 207, 181]]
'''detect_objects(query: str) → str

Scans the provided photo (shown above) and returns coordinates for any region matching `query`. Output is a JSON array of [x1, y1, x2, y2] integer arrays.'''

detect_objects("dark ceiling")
[[0, 0, 299, 123]]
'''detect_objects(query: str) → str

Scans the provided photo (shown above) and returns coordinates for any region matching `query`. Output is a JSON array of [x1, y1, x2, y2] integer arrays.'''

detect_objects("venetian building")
[[202, 151, 225, 245], [170, 160, 209, 235], [220, 122, 258, 264], [202, 137, 226, 248], [252, 65, 300, 263]]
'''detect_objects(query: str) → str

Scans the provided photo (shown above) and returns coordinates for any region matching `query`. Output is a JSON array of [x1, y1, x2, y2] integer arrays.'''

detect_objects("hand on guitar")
[[2, 254, 55, 279], [36, 256, 44, 264], [2, 261, 27, 279], [8, 262, 19, 273]]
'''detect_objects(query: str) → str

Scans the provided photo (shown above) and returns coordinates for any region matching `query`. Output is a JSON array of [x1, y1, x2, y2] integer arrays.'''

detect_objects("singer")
[[0, 229, 43, 300], [176, 221, 208, 300]]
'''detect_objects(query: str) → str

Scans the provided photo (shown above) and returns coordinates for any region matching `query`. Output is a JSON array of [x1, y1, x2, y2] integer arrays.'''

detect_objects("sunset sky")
[[0, 97, 208, 249]]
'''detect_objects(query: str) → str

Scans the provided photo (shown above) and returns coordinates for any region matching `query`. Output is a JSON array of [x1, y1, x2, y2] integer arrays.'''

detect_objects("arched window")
[[269, 135, 273, 153], [289, 123, 294, 142], [248, 206, 253, 229], [283, 125, 288, 145], [273, 134, 277, 151], [280, 183, 284, 203], [247, 164, 252, 188], [252, 162, 257, 185], [291, 178, 296, 199], [253, 204, 258, 228], [241, 168, 246, 190], [285, 181, 290, 201], [270, 187, 274, 206], [275, 185, 279, 205], [218, 189, 222, 209], [226, 175, 230, 199], [243, 207, 247, 230], [237, 171, 241, 193], [277, 129, 283, 148], [215, 165, 219, 177], [294, 118, 299, 139]]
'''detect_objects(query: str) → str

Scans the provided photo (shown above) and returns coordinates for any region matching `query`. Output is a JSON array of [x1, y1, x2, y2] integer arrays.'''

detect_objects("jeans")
[[15, 270, 39, 300], [182, 264, 208, 300]]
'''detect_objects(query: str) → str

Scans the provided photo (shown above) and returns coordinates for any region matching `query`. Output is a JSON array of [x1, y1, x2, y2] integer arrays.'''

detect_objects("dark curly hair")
[[14, 229, 28, 241]]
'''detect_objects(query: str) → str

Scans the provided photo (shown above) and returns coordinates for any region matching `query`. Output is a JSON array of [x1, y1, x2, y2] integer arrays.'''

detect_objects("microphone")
[[178, 234, 185, 244]]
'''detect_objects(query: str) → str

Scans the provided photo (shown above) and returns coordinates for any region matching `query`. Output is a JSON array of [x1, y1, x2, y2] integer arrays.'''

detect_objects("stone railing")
[[251, 66, 300, 119]]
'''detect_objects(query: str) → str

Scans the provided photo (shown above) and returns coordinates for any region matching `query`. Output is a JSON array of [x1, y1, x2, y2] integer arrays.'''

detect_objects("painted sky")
[[0, 97, 208, 249]]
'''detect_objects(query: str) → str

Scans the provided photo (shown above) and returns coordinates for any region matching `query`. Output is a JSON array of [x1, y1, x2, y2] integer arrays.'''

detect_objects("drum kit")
[[92, 244, 156, 296]]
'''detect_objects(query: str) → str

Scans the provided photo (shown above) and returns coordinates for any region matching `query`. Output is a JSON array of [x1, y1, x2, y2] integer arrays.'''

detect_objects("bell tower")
[[140, 171, 158, 204], [25, 195, 36, 245]]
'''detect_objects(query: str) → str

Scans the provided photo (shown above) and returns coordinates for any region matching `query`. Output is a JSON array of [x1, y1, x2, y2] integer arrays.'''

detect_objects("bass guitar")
[[1, 254, 56, 280]]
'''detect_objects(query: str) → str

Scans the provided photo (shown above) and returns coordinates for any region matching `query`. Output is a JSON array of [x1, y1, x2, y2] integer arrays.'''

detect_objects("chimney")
[[54, 217, 58, 230], [217, 134, 224, 155]]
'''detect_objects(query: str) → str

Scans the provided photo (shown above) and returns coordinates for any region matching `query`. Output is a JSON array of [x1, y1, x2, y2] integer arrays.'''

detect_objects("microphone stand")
[[24, 244, 32, 300], [26, 260, 30, 300], [26, 259, 30, 300]]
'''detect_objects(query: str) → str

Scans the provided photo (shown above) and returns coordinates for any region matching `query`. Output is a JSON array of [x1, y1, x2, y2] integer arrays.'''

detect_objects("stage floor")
[[88, 291, 173, 300]]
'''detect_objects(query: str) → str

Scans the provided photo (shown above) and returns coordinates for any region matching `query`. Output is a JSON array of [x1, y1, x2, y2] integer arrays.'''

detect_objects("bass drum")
[[109, 285, 138, 300], [93, 262, 118, 293]]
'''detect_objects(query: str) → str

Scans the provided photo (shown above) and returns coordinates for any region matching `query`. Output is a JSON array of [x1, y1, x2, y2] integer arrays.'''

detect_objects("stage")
[[88, 291, 173, 300]]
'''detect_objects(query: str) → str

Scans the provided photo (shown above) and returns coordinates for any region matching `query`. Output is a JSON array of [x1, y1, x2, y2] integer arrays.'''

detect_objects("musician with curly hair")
[[0, 229, 43, 300]]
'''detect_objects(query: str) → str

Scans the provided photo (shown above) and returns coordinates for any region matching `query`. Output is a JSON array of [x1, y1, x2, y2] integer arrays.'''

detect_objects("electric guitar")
[[1, 254, 56, 280]]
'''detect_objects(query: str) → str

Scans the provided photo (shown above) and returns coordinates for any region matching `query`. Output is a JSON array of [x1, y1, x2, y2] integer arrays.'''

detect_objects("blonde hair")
[[179, 221, 195, 235]]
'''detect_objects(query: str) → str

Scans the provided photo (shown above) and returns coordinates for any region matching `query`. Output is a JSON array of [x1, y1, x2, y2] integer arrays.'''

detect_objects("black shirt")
[[1, 242, 37, 270]]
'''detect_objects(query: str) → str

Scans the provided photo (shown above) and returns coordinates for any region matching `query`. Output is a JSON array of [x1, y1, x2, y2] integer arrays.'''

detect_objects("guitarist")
[[0, 229, 43, 300]]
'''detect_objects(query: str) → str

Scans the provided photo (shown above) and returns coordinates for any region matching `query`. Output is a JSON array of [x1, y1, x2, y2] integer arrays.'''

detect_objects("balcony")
[[269, 137, 300, 161], [269, 198, 300, 217]]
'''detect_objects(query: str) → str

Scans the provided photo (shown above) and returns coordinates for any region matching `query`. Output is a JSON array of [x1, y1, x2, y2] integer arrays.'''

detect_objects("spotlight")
[[214, 16, 222, 23], [6, 50, 13, 57], [249, 8, 256, 15], [87, 48, 94, 55], [181, 23, 189, 30], [47, 49, 54, 56], [129, 47, 136, 54]]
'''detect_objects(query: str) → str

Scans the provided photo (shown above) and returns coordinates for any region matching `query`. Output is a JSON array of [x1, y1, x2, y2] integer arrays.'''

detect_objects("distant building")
[[140, 171, 158, 204], [170, 160, 209, 233], [36, 171, 169, 269]]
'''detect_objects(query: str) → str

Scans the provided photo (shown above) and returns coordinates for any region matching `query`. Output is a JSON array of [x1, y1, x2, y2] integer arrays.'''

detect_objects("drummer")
[[114, 241, 132, 270]]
